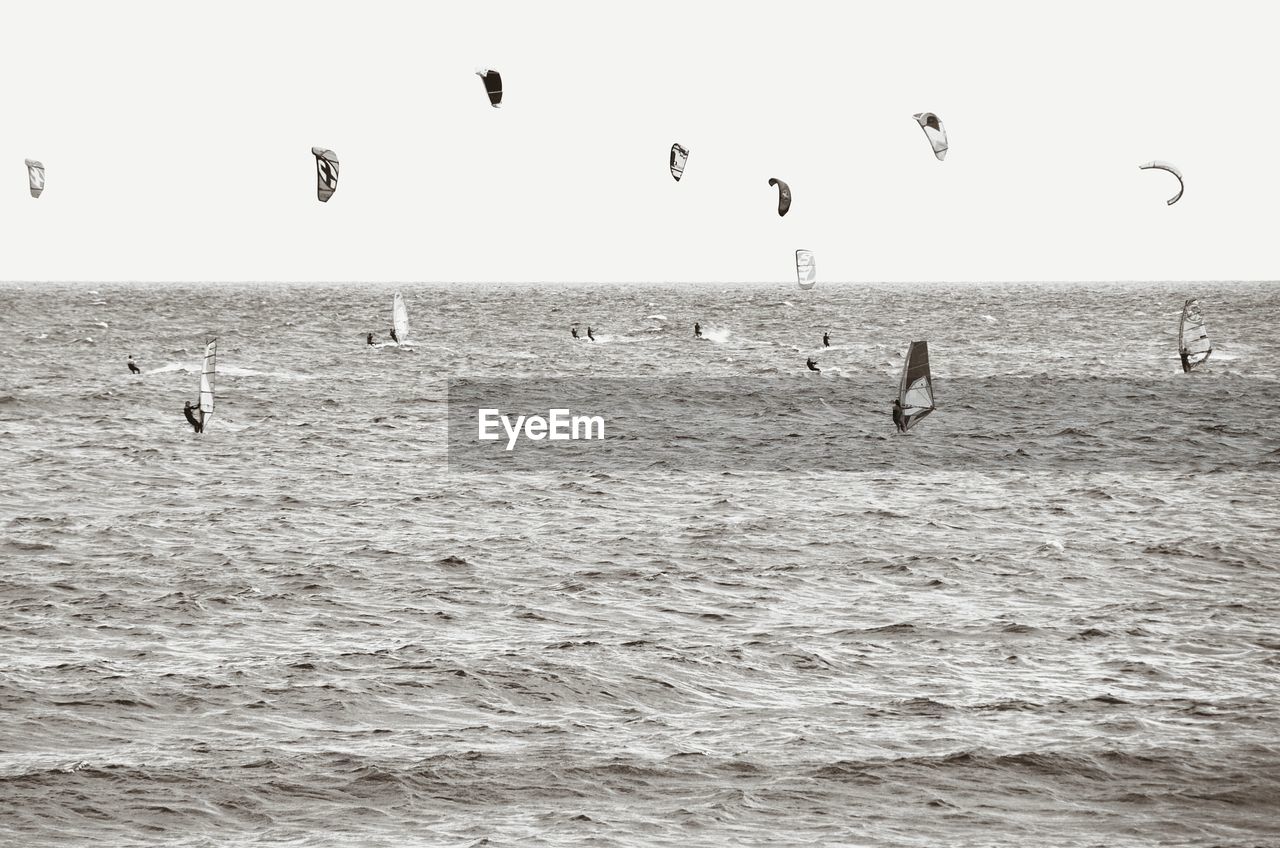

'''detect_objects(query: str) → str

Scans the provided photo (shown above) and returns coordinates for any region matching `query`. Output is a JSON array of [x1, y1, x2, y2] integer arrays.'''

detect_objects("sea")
[[1, 281, 1277, 847]]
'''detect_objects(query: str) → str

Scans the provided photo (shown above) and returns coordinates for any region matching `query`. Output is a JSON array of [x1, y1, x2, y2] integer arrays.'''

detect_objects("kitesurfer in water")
[[694, 322, 702, 339], [571, 326, 579, 339], [892, 398, 905, 432], [127, 356, 140, 375], [587, 327, 595, 341], [366, 333, 375, 346], [183, 400, 203, 434], [823, 333, 830, 348], [389, 327, 399, 344], [806, 358, 821, 373]]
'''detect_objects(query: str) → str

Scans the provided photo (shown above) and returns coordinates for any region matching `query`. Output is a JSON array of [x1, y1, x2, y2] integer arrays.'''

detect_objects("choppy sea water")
[[1, 281, 1278, 847]]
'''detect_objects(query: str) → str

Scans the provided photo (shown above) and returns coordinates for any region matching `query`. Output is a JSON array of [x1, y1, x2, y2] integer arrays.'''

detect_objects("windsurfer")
[[389, 327, 399, 344], [1180, 351, 1191, 373], [892, 398, 905, 432], [183, 400, 203, 434]]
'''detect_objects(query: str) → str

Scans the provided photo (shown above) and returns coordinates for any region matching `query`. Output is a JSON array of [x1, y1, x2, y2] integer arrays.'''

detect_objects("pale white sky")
[[2, 1, 1277, 283]]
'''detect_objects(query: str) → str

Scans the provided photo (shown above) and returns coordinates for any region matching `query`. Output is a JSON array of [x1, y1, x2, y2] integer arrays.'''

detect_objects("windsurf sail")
[[897, 340, 935, 431], [795, 249, 816, 290], [392, 291, 410, 343], [768, 178, 791, 216], [25, 159, 44, 198], [670, 143, 689, 181], [312, 147, 339, 202], [913, 113, 948, 160], [1178, 298, 1212, 371], [1139, 161, 1183, 205], [199, 338, 217, 425], [476, 69, 503, 107]]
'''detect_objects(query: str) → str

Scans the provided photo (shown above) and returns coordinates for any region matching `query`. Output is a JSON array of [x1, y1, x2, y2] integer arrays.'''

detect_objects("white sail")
[[199, 338, 217, 422], [1178, 298, 1212, 371], [796, 249, 816, 290], [25, 159, 45, 198], [392, 292, 410, 343], [898, 340, 935, 431]]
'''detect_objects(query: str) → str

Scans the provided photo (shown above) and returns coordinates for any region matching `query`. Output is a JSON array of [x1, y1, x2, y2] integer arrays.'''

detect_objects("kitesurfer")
[[806, 358, 821, 373], [389, 327, 399, 344], [694, 322, 702, 339], [127, 356, 141, 375], [823, 333, 830, 348], [571, 326, 580, 339], [587, 327, 595, 341], [366, 333, 375, 346], [183, 400, 203, 434], [892, 398, 905, 432]]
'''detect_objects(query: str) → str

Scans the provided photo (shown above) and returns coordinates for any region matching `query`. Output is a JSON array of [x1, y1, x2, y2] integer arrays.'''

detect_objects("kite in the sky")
[[1139, 161, 1184, 205], [913, 112, 948, 160], [312, 147, 338, 202]]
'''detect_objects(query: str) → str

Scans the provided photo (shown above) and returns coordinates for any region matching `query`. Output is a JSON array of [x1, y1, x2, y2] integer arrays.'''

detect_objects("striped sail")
[[199, 339, 217, 420], [1178, 298, 1212, 371], [898, 340, 935, 431]]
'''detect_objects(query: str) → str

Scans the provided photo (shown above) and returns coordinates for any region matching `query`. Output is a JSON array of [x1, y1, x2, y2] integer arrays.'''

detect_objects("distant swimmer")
[[694, 322, 702, 339], [587, 326, 595, 341], [571, 326, 580, 339], [183, 400, 203, 434], [823, 332, 830, 348], [389, 326, 399, 344], [892, 397, 905, 432], [366, 332, 375, 346], [127, 356, 141, 375], [806, 358, 821, 373]]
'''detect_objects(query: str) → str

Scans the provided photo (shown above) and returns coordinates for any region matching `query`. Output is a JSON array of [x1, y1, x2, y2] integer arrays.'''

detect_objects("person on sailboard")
[[694, 322, 702, 339], [127, 356, 141, 374], [183, 400, 203, 434], [366, 332, 375, 346], [1180, 351, 1191, 373], [806, 358, 821, 373], [892, 398, 905, 432], [389, 326, 399, 344], [823, 332, 830, 348], [571, 326, 580, 339], [587, 326, 595, 341]]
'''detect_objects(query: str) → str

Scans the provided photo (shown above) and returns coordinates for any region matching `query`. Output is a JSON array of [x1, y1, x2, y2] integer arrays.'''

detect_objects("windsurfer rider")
[[389, 327, 399, 344], [183, 400, 203, 434], [127, 356, 140, 374], [892, 398, 905, 432], [806, 358, 821, 373], [1180, 351, 1191, 373]]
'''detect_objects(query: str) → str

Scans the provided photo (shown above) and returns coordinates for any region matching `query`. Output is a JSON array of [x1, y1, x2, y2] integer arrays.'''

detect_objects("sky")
[[1, 1, 1277, 284]]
